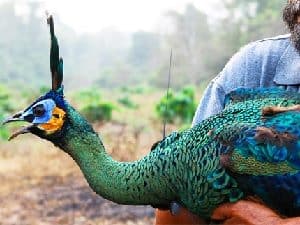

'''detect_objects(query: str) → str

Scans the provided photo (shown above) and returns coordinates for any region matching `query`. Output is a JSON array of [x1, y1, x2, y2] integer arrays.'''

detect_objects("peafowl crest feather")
[[3, 16, 300, 219]]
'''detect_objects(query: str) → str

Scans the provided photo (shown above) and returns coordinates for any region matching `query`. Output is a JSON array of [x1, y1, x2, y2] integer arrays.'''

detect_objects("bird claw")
[[170, 201, 181, 216]]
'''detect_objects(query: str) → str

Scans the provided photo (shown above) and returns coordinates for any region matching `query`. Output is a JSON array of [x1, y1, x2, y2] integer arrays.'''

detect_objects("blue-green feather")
[[235, 173, 300, 216], [210, 88, 300, 216], [224, 87, 299, 107], [29, 81, 300, 218]]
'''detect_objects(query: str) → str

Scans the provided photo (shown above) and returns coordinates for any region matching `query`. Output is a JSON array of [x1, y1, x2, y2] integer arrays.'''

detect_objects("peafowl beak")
[[2, 110, 35, 141], [3, 98, 66, 140]]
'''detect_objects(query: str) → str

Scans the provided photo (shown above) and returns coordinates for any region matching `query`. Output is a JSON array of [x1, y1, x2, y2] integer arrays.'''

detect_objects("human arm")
[[155, 39, 291, 224], [212, 200, 300, 225], [155, 202, 300, 225], [155, 44, 252, 225], [155, 43, 255, 225]]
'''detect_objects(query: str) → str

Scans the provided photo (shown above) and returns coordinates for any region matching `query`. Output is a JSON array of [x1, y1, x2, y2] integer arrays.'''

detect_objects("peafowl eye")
[[3, 96, 66, 139]]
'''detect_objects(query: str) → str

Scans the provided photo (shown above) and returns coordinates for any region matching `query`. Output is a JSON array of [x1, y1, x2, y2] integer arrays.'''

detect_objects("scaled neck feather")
[[54, 104, 175, 206]]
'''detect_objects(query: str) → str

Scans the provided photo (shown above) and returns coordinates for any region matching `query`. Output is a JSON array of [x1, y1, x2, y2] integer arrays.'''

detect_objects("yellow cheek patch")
[[38, 107, 66, 134]]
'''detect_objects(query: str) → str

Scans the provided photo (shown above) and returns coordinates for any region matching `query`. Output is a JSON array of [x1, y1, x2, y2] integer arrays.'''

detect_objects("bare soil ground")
[[0, 131, 157, 225], [0, 174, 154, 225]]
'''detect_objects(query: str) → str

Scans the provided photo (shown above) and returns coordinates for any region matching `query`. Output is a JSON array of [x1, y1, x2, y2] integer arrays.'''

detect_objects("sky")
[[9, 0, 222, 33]]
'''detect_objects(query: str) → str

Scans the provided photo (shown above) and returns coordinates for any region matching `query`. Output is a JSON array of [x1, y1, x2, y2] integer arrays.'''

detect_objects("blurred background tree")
[[215, 0, 285, 65], [0, 0, 286, 91], [0, 0, 287, 128], [156, 86, 196, 124]]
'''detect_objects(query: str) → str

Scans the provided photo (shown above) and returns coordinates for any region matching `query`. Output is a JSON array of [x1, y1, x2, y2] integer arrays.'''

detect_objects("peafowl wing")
[[212, 88, 300, 217]]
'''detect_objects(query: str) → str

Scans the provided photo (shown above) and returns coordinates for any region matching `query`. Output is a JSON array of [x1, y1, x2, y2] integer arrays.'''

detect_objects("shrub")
[[73, 88, 115, 123], [0, 85, 15, 140], [0, 113, 9, 140], [81, 102, 115, 123], [0, 85, 15, 112], [118, 96, 138, 109], [156, 86, 196, 124], [73, 89, 102, 105]]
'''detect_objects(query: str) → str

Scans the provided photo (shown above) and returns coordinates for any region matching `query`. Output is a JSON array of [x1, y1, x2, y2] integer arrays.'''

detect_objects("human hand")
[[211, 200, 300, 225]]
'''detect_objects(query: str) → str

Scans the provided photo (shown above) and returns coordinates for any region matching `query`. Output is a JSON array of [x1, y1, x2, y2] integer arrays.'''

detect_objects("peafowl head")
[[3, 15, 69, 141]]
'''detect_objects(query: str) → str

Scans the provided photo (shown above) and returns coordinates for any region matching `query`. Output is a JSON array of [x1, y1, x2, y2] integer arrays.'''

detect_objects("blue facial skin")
[[22, 99, 56, 124]]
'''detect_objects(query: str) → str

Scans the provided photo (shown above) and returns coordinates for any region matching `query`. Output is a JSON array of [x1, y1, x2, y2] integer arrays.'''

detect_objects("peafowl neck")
[[53, 104, 175, 206]]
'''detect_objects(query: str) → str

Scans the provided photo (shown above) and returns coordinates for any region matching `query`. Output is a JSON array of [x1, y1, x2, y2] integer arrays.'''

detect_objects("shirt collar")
[[274, 41, 300, 85]]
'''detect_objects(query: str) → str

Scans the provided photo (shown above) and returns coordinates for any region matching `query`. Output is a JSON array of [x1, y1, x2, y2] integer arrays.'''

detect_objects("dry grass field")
[[0, 90, 190, 225], [0, 135, 154, 225]]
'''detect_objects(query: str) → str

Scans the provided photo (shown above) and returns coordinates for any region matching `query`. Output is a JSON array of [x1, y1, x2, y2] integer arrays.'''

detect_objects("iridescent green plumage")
[[5, 16, 300, 220], [40, 87, 300, 219]]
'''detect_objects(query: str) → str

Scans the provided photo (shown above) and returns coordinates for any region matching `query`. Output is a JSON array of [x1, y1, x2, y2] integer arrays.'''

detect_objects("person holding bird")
[[155, 0, 300, 224]]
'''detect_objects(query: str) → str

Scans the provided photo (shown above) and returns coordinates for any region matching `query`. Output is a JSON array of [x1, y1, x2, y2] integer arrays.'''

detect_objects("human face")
[[283, 0, 300, 51]]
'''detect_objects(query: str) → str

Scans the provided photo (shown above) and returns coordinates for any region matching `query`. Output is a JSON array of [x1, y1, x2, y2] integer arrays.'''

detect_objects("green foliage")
[[81, 102, 114, 123], [0, 85, 15, 112], [118, 96, 138, 109], [74, 89, 102, 105], [156, 86, 196, 124], [73, 89, 115, 123], [0, 85, 15, 140], [0, 113, 9, 140], [120, 85, 149, 94]]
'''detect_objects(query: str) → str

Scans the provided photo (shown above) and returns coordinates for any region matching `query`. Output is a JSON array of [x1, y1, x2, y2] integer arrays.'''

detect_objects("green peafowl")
[[3, 16, 300, 220]]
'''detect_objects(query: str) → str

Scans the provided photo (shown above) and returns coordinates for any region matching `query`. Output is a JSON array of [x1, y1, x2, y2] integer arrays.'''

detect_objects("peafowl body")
[[4, 16, 300, 219]]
